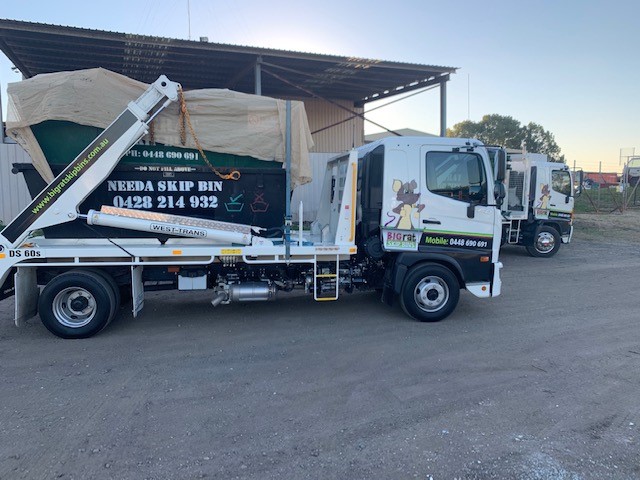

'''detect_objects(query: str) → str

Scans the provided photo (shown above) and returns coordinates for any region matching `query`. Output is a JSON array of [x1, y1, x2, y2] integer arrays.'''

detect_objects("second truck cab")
[[501, 153, 575, 257]]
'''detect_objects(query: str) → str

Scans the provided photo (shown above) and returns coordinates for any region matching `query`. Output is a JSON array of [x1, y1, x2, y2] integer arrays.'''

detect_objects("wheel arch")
[[36, 265, 130, 287], [388, 252, 464, 295], [540, 221, 562, 234]]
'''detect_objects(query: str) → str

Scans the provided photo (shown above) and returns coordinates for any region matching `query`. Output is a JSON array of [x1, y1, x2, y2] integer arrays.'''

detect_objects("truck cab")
[[355, 137, 505, 321], [502, 153, 575, 256]]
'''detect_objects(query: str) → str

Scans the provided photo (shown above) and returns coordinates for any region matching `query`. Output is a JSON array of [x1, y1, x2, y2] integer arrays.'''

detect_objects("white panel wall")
[[291, 152, 336, 221], [0, 143, 33, 224]]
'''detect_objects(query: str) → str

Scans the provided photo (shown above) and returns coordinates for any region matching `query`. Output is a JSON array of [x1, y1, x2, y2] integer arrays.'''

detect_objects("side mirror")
[[574, 170, 583, 197], [494, 182, 506, 208], [495, 149, 507, 182], [467, 203, 475, 219]]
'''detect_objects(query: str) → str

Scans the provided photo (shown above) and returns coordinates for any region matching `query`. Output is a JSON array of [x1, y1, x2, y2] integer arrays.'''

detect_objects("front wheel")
[[400, 264, 460, 322], [38, 270, 117, 339], [525, 226, 560, 257]]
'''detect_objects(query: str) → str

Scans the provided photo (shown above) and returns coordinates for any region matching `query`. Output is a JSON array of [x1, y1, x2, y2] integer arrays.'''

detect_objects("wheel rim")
[[52, 287, 97, 328], [414, 276, 449, 312], [535, 232, 555, 254]]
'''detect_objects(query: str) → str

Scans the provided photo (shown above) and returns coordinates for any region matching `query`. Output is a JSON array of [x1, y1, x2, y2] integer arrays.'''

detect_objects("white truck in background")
[[0, 75, 508, 338], [498, 152, 579, 257]]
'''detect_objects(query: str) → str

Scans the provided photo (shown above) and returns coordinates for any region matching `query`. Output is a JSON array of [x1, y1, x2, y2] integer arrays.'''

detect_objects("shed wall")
[[293, 98, 364, 153]]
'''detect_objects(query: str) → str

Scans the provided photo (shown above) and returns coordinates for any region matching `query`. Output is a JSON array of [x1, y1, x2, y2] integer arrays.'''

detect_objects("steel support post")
[[440, 80, 447, 137], [255, 56, 262, 96]]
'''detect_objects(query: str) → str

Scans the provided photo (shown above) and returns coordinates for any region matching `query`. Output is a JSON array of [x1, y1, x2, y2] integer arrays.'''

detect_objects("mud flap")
[[131, 266, 144, 318], [381, 284, 395, 306], [1, 268, 16, 301], [14, 268, 39, 327]]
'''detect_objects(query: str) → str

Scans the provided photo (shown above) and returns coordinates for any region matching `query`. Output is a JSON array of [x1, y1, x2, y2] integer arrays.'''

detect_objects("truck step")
[[313, 257, 340, 301]]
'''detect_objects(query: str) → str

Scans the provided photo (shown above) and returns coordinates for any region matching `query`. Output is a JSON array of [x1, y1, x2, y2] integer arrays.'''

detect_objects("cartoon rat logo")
[[537, 184, 551, 209], [386, 179, 425, 230]]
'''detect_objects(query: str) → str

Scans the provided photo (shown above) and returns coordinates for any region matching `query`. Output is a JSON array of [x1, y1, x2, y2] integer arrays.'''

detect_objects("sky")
[[1, 0, 638, 173]]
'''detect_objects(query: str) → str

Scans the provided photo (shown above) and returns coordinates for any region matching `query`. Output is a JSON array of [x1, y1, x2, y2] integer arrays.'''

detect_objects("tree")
[[522, 122, 564, 162], [447, 114, 565, 162]]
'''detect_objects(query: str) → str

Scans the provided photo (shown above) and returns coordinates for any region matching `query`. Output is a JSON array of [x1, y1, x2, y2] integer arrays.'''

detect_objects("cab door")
[[418, 146, 497, 254], [549, 168, 573, 216]]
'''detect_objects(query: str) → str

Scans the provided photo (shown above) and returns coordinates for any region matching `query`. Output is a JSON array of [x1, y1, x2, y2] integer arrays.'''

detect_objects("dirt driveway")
[[0, 214, 639, 479]]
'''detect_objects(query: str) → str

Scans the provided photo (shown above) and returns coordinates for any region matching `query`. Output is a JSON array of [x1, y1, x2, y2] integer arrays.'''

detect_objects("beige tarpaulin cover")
[[6, 68, 314, 188]]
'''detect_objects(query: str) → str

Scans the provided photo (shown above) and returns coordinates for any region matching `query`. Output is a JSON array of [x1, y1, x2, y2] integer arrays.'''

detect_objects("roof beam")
[[355, 74, 450, 107]]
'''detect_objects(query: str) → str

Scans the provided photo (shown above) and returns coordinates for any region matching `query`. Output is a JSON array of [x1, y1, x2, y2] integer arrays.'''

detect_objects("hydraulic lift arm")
[[0, 76, 180, 293]]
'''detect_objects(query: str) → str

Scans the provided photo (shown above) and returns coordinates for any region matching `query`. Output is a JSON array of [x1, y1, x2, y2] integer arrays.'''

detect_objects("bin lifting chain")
[[178, 87, 241, 181]]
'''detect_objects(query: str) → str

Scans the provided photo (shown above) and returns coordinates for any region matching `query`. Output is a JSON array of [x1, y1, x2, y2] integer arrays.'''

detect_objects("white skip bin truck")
[[0, 76, 507, 338], [498, 152, 577, 257]]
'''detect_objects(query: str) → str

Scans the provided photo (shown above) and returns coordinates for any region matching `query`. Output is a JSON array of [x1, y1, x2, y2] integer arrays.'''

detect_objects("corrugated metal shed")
[[0, 19, 455, 105], [0, 19, 456, 151], [0, 143, 32, 224]]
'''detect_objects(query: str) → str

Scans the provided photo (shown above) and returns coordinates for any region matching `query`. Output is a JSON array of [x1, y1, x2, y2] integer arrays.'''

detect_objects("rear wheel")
[[77, 268, 121, 324], [400, 264, 459, 322], [525, 226, 560, 257], [38, 270, 116, 339]]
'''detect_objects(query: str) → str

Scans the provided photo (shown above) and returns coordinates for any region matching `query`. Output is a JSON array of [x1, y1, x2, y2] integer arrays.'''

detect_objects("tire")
[[74, 268, 121, 324], [400, 264, 460, 322], [525, 226, 560, 257], [38, 270, 116, 339]]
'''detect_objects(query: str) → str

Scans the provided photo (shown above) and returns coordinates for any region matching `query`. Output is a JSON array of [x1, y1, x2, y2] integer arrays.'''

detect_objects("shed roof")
[[0, 19, 456, 106]]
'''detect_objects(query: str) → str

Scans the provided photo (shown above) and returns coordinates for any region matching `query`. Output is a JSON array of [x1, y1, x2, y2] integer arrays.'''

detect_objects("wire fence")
[[571, 148, 640, 214], [573, 173, 640, 214]]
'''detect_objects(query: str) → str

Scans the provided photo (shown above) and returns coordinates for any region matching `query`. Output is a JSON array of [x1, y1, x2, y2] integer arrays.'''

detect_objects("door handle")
[[422, 218, 441, 225]]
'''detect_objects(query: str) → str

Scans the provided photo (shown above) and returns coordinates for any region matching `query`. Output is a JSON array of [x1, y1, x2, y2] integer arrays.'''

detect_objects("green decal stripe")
[[422, 229, 493, 238]]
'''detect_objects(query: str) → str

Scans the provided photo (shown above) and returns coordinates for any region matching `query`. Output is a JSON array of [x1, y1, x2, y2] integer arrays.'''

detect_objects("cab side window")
[[426, 152, 486, 203], [552, 170, 571, 196]]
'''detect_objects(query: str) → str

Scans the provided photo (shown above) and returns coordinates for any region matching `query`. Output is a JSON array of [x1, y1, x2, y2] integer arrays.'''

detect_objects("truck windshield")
[[628, 158, 640, 168]]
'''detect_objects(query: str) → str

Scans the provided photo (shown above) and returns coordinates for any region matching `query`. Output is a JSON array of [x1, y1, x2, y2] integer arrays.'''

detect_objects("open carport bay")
[[0, 224, 639, 479]]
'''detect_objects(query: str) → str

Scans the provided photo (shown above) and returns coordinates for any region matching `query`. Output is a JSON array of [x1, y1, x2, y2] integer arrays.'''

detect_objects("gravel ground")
[[573, 210, 640, 244], [0, 218, 639, 479]]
